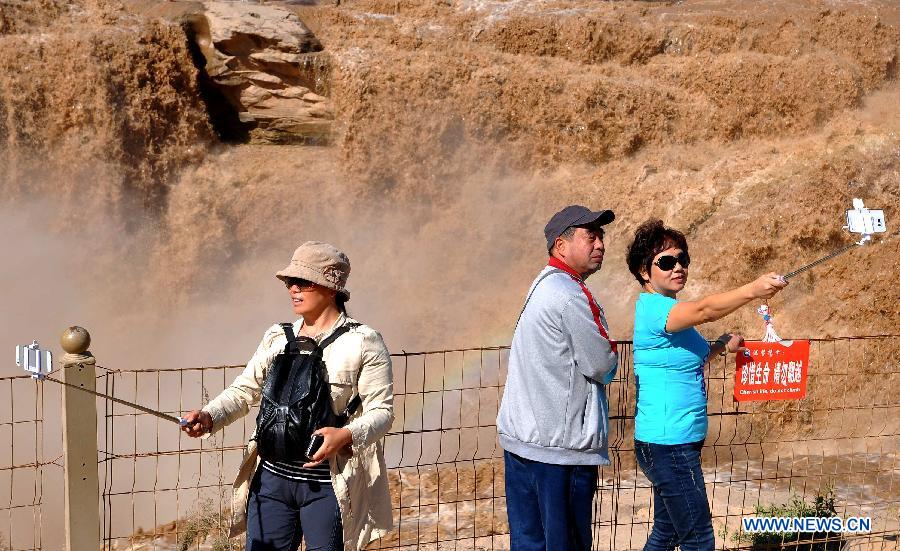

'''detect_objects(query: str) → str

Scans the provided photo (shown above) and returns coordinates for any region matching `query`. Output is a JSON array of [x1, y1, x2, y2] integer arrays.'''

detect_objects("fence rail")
[[1, 336, 898, 550]]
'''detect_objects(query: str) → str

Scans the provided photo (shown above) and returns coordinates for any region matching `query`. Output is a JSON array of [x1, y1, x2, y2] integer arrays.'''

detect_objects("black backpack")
[[254, 322, 361, 463]]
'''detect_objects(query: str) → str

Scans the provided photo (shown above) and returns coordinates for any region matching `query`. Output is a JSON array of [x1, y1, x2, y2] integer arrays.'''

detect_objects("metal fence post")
[[60, 326, 100, 551]]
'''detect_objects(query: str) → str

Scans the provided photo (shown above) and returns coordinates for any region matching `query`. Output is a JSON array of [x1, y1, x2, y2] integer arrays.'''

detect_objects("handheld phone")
[[306, 434, 324, 459]]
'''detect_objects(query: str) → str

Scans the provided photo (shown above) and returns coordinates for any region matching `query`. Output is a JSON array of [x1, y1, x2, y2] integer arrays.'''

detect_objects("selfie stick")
[[783, 241, 862, 280], [782, 199, 886, 281], [16, 340, 188, 426], [45, 377, 187, 426]]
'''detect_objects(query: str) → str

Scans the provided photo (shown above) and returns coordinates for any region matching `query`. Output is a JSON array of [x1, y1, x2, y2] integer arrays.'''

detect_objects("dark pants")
[[635, 440, 715, 551], [246, 468, 343, 551], [503, 450, 598, 551]]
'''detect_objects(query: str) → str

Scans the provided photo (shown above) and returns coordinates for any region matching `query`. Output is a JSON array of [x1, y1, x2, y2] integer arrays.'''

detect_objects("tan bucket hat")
[[275, 241, 351, 299]]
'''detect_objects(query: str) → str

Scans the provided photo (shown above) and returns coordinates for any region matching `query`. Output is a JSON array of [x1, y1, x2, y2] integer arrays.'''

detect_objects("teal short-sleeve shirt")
[[633, 292, 710, 444]]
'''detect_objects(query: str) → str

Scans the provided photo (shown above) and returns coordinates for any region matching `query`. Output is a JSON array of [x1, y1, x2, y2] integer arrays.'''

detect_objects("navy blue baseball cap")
[[544, 205, 615, 251]]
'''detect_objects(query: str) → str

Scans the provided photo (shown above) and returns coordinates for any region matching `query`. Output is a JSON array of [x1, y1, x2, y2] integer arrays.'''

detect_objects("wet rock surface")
[[186, 1, 334, 143]]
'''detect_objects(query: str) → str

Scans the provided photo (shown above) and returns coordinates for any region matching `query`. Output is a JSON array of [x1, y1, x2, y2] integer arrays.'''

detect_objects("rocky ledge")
[[182, 1, 333, 144]]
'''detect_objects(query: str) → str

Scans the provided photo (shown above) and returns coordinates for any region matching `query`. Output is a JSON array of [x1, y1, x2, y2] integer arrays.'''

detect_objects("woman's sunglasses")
[[653, 252, 691, 271], [283, 277, 317, 291]]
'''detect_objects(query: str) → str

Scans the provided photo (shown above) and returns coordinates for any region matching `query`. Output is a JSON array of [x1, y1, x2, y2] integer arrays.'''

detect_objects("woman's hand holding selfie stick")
[[181, 409, 213, 437]]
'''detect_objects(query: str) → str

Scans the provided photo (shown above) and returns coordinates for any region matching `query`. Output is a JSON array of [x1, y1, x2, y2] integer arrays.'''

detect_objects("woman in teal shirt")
[[626, 220, 787, 551]]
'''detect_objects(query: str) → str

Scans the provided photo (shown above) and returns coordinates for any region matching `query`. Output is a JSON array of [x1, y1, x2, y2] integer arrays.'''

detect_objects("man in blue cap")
[[497, 205, 619, 551]]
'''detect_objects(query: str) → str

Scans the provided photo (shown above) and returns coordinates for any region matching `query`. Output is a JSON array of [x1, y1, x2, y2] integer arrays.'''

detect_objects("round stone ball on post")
[[60, 326, 91, 357], [59, 325, 101, 551]]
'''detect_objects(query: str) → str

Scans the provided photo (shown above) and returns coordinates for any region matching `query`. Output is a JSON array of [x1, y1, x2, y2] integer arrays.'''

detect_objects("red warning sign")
[[734, 340, 810, 402]]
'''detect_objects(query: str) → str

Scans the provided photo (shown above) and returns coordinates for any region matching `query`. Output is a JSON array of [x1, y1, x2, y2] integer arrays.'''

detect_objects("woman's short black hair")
[[625, 219, 689, 286], [336, 293, 349, 315]]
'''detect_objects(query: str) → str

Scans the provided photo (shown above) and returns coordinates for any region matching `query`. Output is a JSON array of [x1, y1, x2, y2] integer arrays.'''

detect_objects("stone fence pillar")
[[60, 326, 100, 551]]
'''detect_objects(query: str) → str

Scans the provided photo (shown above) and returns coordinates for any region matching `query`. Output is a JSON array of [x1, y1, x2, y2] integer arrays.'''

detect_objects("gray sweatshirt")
[[497, 265, 619, 465]]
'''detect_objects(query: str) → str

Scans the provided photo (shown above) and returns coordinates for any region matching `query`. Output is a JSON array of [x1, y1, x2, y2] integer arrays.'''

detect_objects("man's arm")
[[561, 295, 618, 384]]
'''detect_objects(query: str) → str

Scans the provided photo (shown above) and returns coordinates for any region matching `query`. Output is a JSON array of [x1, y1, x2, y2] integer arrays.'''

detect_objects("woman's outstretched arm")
[[665, 273, 787, 333]]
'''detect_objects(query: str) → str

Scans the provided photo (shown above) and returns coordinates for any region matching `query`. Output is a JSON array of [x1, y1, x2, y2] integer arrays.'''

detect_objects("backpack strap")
[[280, 322, 298, 354], [341, 395, 362, 421], [513, 268, 564, 331], [316, 322, 365, 423], [280, 321, 357, 352], [318, 321, 359, 351]]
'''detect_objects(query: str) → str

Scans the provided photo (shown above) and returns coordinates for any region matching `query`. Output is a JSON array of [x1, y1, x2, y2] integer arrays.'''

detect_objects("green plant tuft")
[[176, 498, 240, 551], [726, 486, 845, 550]]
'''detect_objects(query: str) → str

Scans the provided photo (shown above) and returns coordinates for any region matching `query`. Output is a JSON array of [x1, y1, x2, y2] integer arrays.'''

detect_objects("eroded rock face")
[[189, 1, 333, 144]]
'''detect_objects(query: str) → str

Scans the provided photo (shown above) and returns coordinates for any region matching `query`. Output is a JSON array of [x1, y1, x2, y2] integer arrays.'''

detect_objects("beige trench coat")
[[201, 315, 395, 550]]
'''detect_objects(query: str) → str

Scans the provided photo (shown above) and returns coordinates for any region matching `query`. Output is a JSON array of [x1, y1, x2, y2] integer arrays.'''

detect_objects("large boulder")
[[185, 1, 334, 144]]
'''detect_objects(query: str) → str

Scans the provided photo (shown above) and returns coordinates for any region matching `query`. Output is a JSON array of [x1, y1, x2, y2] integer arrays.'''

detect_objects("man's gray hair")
[[549, 226, 578, 253], [558, 226, 577, 241]]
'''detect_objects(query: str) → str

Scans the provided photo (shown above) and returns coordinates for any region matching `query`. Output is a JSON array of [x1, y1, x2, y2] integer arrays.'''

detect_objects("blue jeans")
[[635, 440, 714, 551], [503, 450, 598, 551], [246, 468, 343, 551]]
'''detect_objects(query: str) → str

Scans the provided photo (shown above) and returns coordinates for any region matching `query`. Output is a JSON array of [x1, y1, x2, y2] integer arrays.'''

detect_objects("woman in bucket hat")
[[182, 241, 394, 551]]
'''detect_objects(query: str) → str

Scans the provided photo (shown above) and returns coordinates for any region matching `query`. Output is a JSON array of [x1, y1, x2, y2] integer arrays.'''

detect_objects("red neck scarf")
[[548, 256, 617, 353]]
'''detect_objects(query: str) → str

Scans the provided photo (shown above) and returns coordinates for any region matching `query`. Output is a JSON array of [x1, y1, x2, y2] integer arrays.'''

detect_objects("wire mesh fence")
[[1, 336, 898, 550], [0, 374, 62, 551]]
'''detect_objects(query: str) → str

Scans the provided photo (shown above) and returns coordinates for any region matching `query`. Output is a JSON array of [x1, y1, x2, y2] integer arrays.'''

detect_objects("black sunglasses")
[[653, 252, 690, 271], [283, 277, 316, 290]]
